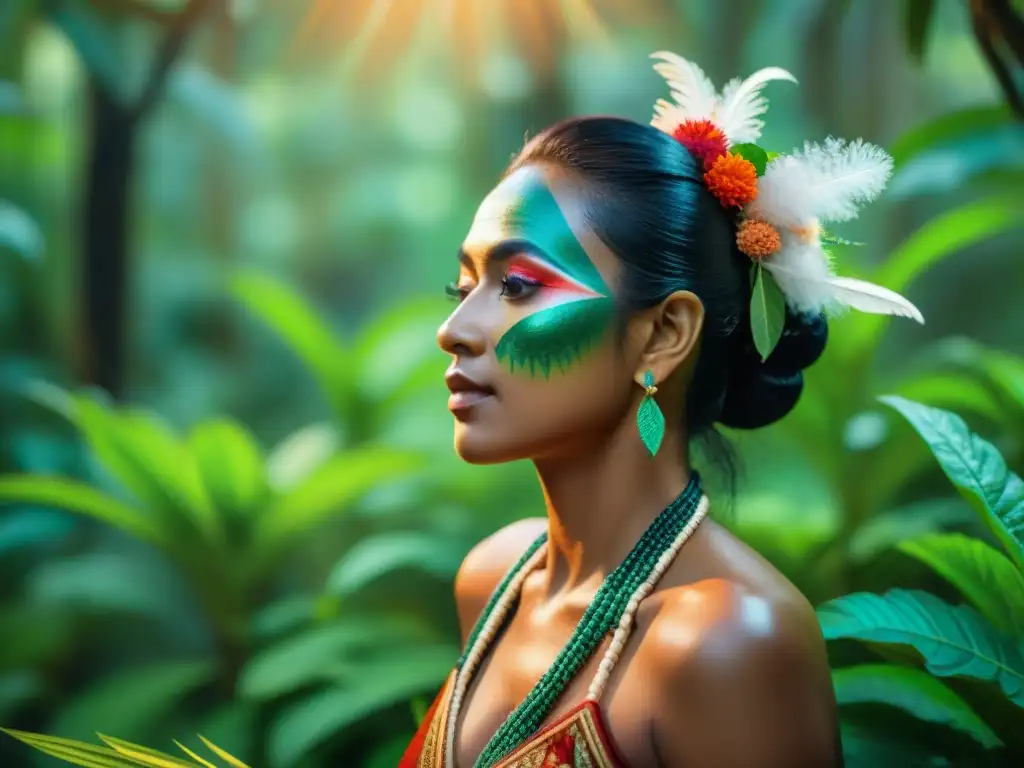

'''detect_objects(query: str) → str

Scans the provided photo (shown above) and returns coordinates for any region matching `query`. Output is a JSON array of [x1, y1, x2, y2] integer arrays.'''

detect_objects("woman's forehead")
[[461, 165, 619, 284]]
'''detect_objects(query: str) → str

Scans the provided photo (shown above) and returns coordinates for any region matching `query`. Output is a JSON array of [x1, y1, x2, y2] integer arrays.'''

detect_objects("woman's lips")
[[448, 390, 494, 412]]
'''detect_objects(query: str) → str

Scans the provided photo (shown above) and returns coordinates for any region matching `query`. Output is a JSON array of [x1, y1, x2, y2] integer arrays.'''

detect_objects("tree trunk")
[[79, 80, 134, 398]]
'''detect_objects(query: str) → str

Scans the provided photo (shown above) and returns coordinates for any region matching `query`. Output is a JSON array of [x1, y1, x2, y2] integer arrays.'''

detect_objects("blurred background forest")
[[0, 0, 1023, 766]]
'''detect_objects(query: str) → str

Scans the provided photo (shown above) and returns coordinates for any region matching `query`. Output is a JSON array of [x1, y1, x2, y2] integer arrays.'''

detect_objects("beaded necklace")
[[446, 475, 708, 767]]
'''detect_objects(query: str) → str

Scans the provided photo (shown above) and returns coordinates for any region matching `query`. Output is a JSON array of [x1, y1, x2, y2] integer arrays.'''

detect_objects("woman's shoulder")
[[453, 517, 548, 644], [638, 519, 839, 764]]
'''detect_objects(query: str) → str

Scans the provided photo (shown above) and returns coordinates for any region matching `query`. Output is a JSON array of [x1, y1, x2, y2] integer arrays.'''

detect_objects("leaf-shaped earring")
[[637, 370, 665, 458]]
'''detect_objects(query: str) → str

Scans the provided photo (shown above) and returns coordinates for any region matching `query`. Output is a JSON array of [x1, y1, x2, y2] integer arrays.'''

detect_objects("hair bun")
[[717, 309, 827, 430]]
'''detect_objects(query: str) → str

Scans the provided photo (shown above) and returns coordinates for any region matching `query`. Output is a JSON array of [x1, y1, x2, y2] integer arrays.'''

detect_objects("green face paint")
[[464, 167, 615, 378]]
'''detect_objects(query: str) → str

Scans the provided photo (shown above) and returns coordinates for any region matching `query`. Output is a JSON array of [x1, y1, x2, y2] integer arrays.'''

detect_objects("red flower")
[[672, 119, 729, 169]]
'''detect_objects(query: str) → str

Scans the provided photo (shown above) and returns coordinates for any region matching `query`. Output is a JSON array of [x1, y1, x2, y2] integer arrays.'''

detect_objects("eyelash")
[[444, 273, 543, 303]]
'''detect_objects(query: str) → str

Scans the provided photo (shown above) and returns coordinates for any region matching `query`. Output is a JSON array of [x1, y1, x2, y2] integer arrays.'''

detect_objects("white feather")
[[827, 277, 924, 323], [762, 241, 836, 314], [650, 53, 795, 145], [749, 138, 894, 229], [764, 242, 924, 322], [650, 51, 718, 121], [715, 67, 797, 144]]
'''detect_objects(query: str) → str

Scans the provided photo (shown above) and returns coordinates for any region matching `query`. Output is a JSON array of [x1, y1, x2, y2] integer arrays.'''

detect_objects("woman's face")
[[438, 164, 645, 464]]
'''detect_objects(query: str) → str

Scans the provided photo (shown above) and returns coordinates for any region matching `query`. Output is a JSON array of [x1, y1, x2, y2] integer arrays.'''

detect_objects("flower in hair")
[[705, 153, 759, 209], [673, 119, 728, 169], [736, 220, 781, 261], [649, 50, 924, 363]]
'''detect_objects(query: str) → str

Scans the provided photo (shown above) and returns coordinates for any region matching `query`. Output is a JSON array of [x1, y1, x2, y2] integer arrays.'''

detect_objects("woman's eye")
[[500, 275, 542, 301]]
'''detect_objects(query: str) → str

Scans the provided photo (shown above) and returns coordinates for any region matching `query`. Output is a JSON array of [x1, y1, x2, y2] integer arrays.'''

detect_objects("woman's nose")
[[437, 302, 488, 358]]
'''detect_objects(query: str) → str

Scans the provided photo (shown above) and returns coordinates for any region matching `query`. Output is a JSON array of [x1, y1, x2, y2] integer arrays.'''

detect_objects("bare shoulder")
[[642, 520, 839, 767], [453, 517, 547, 644]]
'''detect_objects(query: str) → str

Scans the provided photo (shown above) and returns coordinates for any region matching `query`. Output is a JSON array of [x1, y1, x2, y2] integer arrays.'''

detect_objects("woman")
[[401, 51, 921, 768]]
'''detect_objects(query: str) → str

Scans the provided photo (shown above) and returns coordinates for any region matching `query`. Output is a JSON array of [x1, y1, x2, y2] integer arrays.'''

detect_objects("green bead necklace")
[[455, 474, 704, 767]]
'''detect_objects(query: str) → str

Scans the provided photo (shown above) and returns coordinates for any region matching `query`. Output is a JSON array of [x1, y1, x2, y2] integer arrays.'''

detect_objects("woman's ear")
[[639, 289, 705, 384]]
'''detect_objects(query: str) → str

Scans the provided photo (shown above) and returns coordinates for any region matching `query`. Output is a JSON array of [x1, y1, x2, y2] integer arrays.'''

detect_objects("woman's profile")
[[401, 50, 922, 767]]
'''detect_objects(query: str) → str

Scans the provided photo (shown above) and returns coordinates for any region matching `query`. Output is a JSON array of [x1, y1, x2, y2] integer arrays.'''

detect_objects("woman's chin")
[[453, 427, 520, 465]]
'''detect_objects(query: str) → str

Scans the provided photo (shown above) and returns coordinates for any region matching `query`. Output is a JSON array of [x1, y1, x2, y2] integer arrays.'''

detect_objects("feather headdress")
[[649, 51, 923, 360]]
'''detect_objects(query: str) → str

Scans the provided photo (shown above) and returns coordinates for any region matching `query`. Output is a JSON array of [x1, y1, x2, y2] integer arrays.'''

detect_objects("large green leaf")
[[818, 589, 1024, 707], [881, 396, 1024, 571], [839, 722, 952, 767], [325, 531, 466, 595], [230, 272, 352, 420], [255, 447, 423, 547], [28, 386, 220, 543], [187, 419, 267, 517], [267, 645, 455, 768], [264, 422, 342, 493], [833, 663, 1000, 748], [239, 614, 434, 700], [889, 105, 1014, 166], [894, 372, 1002, 423], [0, 475, 164, 545], [48, 660, 216, 746], [898, 533, 1024, 638], [889, 124, 1024, 199]]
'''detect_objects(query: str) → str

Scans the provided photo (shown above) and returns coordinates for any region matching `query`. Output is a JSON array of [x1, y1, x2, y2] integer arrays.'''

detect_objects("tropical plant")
[[0, 383, 448, 766], [820, 397, 1024, 766]]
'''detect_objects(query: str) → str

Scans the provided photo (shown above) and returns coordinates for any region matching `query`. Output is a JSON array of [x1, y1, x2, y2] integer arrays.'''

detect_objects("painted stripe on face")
[[463, 167, 615, 378]]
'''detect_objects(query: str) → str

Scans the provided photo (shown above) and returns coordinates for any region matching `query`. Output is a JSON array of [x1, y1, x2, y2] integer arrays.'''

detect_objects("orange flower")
[[737, 219, 782, 261], [705, 152, 759, 209], [672, 119, 728, 169]]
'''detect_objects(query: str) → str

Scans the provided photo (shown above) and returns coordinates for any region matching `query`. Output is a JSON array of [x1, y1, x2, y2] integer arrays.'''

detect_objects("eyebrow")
[[458, 239, 551, 271]]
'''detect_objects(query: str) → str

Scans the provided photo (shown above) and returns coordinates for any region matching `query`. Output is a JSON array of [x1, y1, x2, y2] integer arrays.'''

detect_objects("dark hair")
[[507, 116, 827, 444]]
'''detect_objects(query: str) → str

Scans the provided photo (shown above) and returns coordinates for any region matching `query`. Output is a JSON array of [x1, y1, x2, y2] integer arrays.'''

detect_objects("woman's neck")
[[532, 421, 692, 600]]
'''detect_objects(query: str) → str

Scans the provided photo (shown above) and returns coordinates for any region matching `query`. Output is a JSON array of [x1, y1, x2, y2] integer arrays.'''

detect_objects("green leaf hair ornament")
[[637, 370, 665, 458]]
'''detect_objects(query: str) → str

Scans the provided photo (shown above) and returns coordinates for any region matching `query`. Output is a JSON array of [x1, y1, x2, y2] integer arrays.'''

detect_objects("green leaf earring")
[[637, 370, 665, 458]]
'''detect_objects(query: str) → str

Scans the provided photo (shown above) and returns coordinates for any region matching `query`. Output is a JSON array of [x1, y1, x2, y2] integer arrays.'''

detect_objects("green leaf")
[[818, 589, 1024, 707], [819, 228, 864, 248], [187, 419, 267, 516], [230, 272, 352, 421], [904, 0, 936, 60], [239, 615, 433, 700], [877, 195, 1019, 293], [839, 722, 952, 767], [0, 200, 43, 260], [0, 475, 164, 545], [1, 729, 155, 768], [898, 533, 1024, 637], [890, 124, 1024, 199], [750, 265, 786, 361], [325, 531, 466, 595], [881, 396, 1024, 571], [731, 142, 769, 176], [255, 448, 423, 547], [264, 422, 342, 493], [267, 646, 455, 768], [48, 660, 216, 747], [894, 372, 1003, 423], [889, 105, 1014, 167], [833, 664, 1001, 748]]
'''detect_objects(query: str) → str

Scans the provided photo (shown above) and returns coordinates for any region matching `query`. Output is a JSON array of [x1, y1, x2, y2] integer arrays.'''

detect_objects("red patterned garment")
[[399, 672, 629, 768]]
